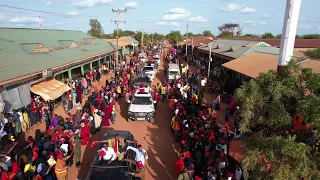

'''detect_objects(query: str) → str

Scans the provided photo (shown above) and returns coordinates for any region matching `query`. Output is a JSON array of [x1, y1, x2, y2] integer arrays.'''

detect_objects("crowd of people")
[[162, 46, 244, 180], [0, 41, 244, 180]]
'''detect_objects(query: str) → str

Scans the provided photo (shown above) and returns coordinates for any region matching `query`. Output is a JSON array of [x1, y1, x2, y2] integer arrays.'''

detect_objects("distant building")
[[0, 28, 116, 112]]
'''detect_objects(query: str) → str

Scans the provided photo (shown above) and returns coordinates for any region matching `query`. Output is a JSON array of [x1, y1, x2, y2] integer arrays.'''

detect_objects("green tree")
[[166, 30, 183, 43], [241, 34, 260, 38], [202, 30, 215, 37], [301, 34, 320, 39], [261, 32, 275, 39], [275, 34, 282, 39], [87, 19, 104, 38], [134, 31, 151, 45], [218, 23, 242, 37], [305, 48, 320, 59], [235, 61, 320, 180]]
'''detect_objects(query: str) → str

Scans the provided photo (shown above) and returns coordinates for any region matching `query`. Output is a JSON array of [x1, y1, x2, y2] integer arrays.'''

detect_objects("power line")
[[0, 4, 111, 18], [0, 4, 74, 17]]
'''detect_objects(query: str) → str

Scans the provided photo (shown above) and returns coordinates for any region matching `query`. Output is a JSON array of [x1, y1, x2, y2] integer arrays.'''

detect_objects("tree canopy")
[[202, 30, 215, 37], [261, 32, 275, 39], [166, 30, 183, 43], [218, 23, 242, 37], [235, 61, 320, 179], [88, 19, 104, 38]]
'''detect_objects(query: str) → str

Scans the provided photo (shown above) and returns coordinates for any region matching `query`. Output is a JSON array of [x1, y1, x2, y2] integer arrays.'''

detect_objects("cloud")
[[72, 0, 112, 9], [0, 14, 4, 22], [260, 14, 270, 19], [165, 8, 189, 14], [56, 21, 64, 25], [156, 21, 180, 26], [8, 17, 41, 24], [188, 16, 207, 23], [162, 8, 190, 21], [221, 3, 245, 11], [244, 21, 267, 27], [221, 3, 256, 13], [298, 24, 311, 29], [240, 7, 256, 13], [124, 1, 137, 9], [67, 12, 79, 17]]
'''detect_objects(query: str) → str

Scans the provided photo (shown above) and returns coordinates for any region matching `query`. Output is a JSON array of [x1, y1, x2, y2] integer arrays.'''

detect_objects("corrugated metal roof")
[[103, 37, 132, 48], [198, 40, 294, 59], [0, 28, 115, 83], [223, 52, 320, 78], [123, 36, 139, 43], [222, 52, 279, 78]]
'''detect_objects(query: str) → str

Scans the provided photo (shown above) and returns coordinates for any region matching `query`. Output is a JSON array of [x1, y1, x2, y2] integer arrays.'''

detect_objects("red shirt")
[[153, 92, 159, 102]]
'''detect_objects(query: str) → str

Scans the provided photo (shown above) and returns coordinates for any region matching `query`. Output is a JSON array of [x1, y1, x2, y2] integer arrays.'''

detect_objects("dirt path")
[[24, 46, 179, 180]]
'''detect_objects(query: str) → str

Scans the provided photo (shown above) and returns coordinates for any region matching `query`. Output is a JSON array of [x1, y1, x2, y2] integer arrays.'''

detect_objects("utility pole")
[[208, 42, 212, 78], [140, 21, 148, 47], [277, 0, 301, 72], [111, 9, 127, 72], [38, 16, 43, 29], [185, 23, 188, 57]]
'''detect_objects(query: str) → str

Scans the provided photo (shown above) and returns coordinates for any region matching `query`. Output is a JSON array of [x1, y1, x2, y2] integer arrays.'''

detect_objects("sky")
[[0, 0, 319, 36]]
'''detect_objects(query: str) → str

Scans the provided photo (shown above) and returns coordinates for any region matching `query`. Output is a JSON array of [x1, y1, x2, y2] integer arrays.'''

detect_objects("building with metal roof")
[[122, 36, 139, 44], [0, 28, 116, 112], [222, 51, 320, 79], [103, 37, 136, 55]]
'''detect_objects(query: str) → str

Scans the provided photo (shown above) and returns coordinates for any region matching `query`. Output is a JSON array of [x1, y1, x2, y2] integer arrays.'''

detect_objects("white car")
[[127, 88, 155, 123], [143, 65, 155, 81], [153, 54, 160, 65]]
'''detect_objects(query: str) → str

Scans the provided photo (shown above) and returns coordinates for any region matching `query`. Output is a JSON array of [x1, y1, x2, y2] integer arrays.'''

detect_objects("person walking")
[[73, 130, 82, 169]]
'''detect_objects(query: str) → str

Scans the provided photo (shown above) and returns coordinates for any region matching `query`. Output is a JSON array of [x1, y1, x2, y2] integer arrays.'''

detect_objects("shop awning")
[[228, 139, 245, 163], [222, 52, 278, 79], [30, 79, 71, 101]]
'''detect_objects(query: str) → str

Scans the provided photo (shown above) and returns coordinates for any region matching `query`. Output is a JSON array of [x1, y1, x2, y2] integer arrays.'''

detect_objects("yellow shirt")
[[116, 86, 121, 93], [23, 112, 29, 124]]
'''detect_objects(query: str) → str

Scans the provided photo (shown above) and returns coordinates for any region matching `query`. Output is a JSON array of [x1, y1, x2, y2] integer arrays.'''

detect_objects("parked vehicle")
[[127, 88, 156, 123], [167, 63, 181, 81], [86, 131, 141, 180]]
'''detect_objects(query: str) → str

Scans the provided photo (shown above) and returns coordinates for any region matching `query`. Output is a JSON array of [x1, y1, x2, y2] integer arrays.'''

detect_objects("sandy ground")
[[23, 43, 235, 180]]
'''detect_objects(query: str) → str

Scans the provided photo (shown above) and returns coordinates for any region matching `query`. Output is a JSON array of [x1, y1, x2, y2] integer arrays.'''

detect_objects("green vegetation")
[[305, 48, 320, 59], [166, 30, 183, 43], [235, 61, 320, 179]]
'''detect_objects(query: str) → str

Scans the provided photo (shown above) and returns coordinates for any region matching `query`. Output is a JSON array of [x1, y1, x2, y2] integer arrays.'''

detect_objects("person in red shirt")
[[153, 89, 159, 109]]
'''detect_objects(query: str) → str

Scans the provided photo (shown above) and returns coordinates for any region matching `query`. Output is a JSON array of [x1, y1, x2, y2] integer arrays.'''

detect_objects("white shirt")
[[175, 109, 179, 115], [235, 168, 242, 180], [201, 79, 206, 87], [99, 147, 116, 160], [126, 146, 148, 165], [18, 112, 24, 122]]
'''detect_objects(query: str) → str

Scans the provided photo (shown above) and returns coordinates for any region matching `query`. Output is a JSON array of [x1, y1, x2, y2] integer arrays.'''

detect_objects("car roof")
[[168, 63, 179, 69]]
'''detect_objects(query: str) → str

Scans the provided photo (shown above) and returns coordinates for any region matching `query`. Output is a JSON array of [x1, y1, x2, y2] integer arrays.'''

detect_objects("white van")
[[127, 88, 155, 123], [167, 63, 181, 80]]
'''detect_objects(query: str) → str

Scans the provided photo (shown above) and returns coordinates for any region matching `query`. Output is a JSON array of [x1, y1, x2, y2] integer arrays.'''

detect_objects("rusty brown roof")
[[223, 52, 279, 78], [218, 38, 320, 48], [223, 52, 320, 78]]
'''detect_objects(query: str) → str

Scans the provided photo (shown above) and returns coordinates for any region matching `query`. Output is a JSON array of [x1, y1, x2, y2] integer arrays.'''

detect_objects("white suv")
[[143, 65, 155, 81], [127, 88, 156, 123]]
